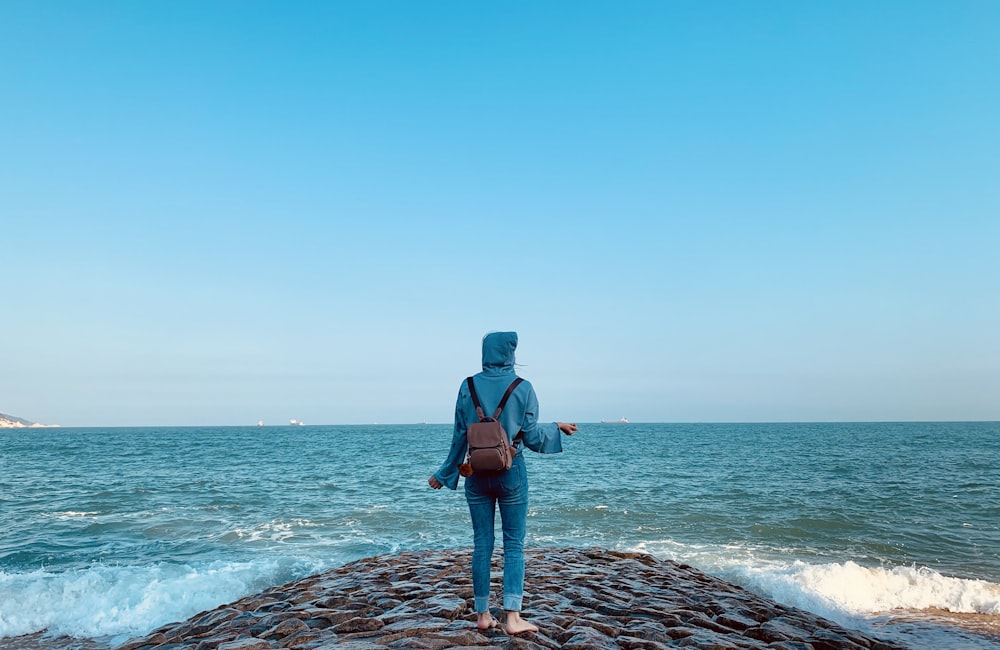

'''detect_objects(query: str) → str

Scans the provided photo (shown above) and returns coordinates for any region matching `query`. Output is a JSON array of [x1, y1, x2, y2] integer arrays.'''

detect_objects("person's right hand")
[[558, 422, 578, 435], [428, 475, 443, 489]]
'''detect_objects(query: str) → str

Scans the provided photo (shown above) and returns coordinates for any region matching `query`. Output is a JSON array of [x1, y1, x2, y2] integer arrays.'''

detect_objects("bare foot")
[[503, 611, 538, 635], [476, 613, 500, 631]]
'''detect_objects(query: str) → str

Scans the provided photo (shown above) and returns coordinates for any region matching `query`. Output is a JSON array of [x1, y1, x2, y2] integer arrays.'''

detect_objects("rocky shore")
[[114, 547, 905, 650]]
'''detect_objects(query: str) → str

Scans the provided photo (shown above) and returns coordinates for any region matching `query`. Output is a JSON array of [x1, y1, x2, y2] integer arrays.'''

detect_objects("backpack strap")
[[466, 376, 486, 421], [466, 377, 524, 422], [493, 377, 524, 420]]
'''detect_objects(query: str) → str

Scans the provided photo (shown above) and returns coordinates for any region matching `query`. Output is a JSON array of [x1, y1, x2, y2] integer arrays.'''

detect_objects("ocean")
[[1, 422, 998, 649]]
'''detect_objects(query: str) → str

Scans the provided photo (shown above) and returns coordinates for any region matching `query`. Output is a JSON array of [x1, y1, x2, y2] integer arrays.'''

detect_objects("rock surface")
[[117, 547, 906, 649]]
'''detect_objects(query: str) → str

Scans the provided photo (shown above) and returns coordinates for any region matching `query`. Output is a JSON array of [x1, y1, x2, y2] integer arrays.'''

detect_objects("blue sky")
[[2, 1, 997, 426]]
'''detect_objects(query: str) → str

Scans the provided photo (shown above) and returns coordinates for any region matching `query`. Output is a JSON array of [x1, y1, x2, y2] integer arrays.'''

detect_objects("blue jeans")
[[464, 455, 528, 612]]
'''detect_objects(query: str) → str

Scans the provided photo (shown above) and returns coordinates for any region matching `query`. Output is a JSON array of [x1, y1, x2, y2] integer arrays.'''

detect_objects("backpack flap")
[[466, 420, 512, 472]]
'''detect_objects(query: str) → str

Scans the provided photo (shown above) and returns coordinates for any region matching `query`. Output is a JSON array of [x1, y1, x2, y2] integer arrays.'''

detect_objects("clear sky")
[[2, 1, 998, 426]]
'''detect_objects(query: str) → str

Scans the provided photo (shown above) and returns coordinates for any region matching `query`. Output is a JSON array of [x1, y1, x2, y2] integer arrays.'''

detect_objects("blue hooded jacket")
[[433, 331, 563, 490]]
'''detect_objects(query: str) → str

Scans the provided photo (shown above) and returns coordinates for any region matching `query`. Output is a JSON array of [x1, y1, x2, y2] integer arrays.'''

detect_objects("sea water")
[[1, 422, 998, 649]]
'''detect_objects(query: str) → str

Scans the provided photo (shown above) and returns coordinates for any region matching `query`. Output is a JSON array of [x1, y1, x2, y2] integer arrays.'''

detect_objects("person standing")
[[428, 331, 578, 634]]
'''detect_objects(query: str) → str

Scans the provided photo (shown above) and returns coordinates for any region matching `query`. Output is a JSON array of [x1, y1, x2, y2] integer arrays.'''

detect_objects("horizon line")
[[5, 419, 998, 429]]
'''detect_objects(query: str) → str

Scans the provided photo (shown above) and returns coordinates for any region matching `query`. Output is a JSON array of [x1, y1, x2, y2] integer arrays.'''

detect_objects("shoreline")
[[6, 547, 998, 648], [105, 546, 906, 649]]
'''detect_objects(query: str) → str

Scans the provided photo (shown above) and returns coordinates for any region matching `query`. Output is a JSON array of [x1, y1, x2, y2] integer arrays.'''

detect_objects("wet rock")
[[117, 632, 168, 650], [333, 617, 384, 634], [714, 612, 757, 631], [261, 617, 310, 640], [217, 640, 271, 650], [621, 620, 671, 644], [116, 547, 907, 649], [190, 610, 242, 637], [560, 624, 618, 649], [675, 633, 741, 649], [378, 617, 451, 638], [192, 632, 240, 650], [422, 594, 468, 619], [575, 616, 620, 639]]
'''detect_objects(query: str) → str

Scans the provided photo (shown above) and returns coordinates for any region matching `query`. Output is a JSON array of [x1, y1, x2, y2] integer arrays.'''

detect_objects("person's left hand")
[[428, 475, 443, 489], [558, 422, 578, 436]]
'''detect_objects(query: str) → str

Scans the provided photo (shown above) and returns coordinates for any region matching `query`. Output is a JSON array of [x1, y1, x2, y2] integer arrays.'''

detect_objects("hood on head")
[[482, 331, 517, 372]]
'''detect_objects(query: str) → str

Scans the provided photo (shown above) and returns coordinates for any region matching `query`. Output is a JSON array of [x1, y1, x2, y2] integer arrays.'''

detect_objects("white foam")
[[0, 558, 324, 643], [224, 518, 320, 543], [632, 539, 1000, 623], [739, 560, 1000, 618], [4, 539, 997, 645], [42, 511, 100, 519]]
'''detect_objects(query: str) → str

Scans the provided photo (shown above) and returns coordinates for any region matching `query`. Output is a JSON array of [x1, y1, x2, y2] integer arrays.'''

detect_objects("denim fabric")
[[464, 455, 528, 612]]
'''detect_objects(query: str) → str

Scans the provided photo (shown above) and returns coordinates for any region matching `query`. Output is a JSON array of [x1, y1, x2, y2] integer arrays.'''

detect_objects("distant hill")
[[0, 412, 57, 428]]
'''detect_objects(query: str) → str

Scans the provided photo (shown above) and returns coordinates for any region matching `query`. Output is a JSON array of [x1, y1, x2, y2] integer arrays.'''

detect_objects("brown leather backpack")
[[464, 376, 523, 474]]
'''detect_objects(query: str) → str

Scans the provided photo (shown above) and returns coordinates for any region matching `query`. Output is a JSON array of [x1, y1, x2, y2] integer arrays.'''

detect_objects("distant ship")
[[601, 417, 630, 424], [289, 419, 304, 426]]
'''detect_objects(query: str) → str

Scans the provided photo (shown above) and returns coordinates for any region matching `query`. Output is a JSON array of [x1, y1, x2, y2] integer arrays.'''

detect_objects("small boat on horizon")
[[601, 417, 630, 424]]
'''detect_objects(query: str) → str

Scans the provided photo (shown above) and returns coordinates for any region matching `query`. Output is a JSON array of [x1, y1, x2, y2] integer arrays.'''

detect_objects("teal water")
[[1, 422, 998, 648]]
